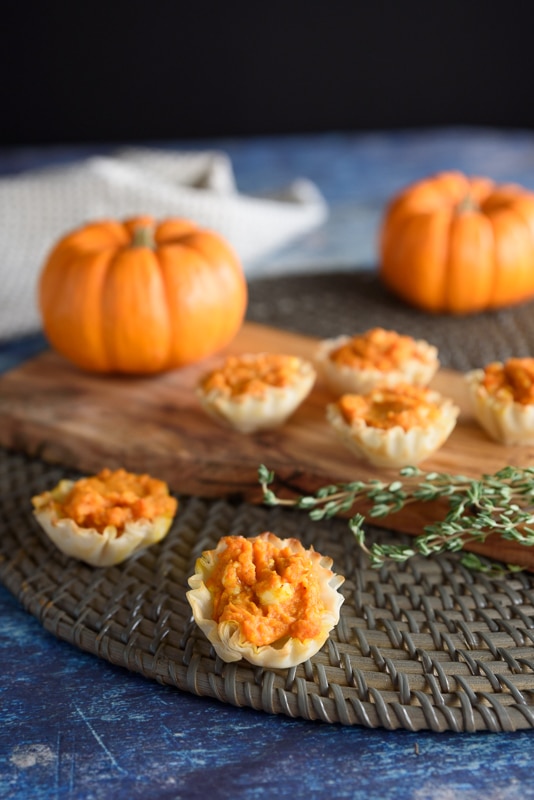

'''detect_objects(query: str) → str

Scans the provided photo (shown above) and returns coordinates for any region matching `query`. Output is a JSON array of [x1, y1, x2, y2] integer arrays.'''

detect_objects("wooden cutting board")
[[1, 321, 534, 569]]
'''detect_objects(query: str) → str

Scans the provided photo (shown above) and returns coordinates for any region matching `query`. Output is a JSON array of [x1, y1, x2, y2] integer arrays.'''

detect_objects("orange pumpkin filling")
[[337, 384, 442, 430], [52, 468, 177, 534], [329, 328, 425, 371], [205, 535, 326, 647], [481, 358, 534, 405], [200, 354, 304, 398]]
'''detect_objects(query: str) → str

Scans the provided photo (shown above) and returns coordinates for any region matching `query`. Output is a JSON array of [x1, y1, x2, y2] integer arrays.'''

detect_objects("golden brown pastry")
[[316, 327, 439, 396], [466, 357, 534, 444], [32, 468, 177, 566], [186, 532, 345, 668], [327, 383, 459, 467], [197, 352, 316, 433]]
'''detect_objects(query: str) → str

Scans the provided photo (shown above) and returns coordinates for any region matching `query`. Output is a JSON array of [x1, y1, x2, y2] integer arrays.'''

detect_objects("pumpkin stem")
[[131, 224, 156, 249], [456, 193, 479, 214]]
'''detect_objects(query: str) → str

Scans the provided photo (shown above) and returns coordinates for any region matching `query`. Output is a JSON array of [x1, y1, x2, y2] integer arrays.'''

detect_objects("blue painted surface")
[[3, 584, 534, 800], [3, 128, 534, 798]]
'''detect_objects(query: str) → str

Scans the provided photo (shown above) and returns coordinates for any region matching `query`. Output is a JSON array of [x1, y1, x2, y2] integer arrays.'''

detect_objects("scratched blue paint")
[[2, 584, 534, 800]]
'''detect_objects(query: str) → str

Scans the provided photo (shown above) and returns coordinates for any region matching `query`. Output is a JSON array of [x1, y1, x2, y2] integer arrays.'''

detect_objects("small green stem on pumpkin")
[[131, 225, 156, 249], [456, 194, 479, 214]]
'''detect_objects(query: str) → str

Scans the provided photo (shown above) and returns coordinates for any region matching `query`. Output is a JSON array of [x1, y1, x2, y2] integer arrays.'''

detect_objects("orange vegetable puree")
[[56, 468, 177, 534], [330, 328, 424, 370], [206, 535, 325, 647], [338, 385, 441, 430], [481, 358, 534, 405], [201, 354, 302, 398]]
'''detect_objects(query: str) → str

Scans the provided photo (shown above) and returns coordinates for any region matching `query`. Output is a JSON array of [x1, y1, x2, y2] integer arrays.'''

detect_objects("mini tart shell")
[[466, 368, 534, 445], [32, 479, 176, 567], [315, 334, 439, 396], [326, 389, 459, 468], [196, 353, 316, 434], [186, 532, 345, 668]]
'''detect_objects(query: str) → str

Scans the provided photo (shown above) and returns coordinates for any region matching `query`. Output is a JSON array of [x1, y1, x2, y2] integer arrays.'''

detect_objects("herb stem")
[[258, 464, 534, 573]]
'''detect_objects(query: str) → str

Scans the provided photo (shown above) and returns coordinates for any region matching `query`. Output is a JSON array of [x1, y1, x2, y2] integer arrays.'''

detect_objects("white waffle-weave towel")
[[0, 147, 327, 340]]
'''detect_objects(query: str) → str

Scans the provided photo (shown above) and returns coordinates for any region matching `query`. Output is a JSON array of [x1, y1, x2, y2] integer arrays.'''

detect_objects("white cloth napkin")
[[0, 147, 327, 340]]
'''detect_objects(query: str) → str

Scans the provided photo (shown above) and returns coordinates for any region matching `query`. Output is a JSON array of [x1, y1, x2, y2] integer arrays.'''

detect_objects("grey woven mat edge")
[[246, 271, 534, 372], [3, 446, 534, 734]]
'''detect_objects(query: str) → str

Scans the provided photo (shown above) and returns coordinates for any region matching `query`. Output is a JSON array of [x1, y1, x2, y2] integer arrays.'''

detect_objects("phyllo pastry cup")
[[326, 383, 459, 468], [186, 532, 345, 668], [197, 352, 316, 434], [316, 327, 439, 396], [466, 358, 534, 444], [31, 468, 178, 567]]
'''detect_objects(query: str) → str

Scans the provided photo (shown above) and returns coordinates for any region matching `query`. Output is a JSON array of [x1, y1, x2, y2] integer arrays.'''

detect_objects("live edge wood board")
[[1, 321, 534, 569]]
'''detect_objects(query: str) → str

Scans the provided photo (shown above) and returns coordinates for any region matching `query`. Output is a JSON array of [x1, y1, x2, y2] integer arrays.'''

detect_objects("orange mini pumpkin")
[[379, 171, 534, 314], [38, 216, 248, 374]]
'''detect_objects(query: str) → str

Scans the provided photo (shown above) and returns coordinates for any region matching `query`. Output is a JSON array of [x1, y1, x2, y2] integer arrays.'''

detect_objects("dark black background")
[[2, 1, 534, 145]]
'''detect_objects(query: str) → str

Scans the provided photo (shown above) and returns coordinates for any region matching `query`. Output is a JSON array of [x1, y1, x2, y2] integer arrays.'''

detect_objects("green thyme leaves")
[[258, 464, 534, 572]]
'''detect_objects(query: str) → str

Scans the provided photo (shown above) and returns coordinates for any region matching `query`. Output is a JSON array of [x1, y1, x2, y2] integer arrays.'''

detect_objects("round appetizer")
[[31, 468, 178, 566], [315, 327, 439, 396], [326, 383, 459, 468], [186, 532, 345, 668], [466, 357, 534, 444], [196, 352, 316, 434]]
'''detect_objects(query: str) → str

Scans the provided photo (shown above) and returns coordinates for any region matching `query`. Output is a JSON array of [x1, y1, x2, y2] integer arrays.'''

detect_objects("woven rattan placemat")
[[3, 446, 534, 733], [246, 271, 534, 372], [3, 270, 534, 733]]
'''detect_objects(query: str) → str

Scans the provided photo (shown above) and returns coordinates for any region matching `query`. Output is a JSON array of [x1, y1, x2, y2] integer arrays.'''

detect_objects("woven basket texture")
[[3, 446, 534, 733], [3, 271, 534, 732], [247, 271, 534, 372]]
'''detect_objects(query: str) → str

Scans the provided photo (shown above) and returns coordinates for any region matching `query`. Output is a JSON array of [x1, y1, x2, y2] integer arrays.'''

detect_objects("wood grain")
[[1, 321, 534, 569]]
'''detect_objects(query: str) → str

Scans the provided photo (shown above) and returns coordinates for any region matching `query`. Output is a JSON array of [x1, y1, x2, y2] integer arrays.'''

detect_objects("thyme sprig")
[[258, 464, 534, 572]]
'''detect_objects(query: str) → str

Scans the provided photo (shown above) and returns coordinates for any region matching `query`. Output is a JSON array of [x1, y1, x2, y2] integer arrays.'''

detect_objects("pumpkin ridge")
[[154, 218, 200, 245], [87, 248, 116, 373], [183, 239, 238, 356], [176, 230, 247, 340], [487, 205, 534, 308], [100, 248, 120, 373], [101, 246, 171, 373], [433, 208, 453, 312], [153, 246, 174, 370], [444, 208, 494, 313], [62, 221, 130, 255], [41, 248, 116, 372]]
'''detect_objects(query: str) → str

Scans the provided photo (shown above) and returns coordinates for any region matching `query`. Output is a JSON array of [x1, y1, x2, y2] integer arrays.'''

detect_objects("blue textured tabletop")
[[3, 128, 534, 799]]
